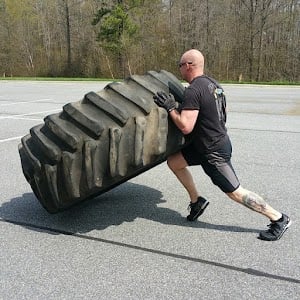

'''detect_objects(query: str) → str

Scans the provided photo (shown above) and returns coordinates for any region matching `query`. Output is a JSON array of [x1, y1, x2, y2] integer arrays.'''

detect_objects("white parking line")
[[0, 109, 60, 119], [2, 116, 42, 121], [0, 136, 23, 143], [0, 98, 52, 106]]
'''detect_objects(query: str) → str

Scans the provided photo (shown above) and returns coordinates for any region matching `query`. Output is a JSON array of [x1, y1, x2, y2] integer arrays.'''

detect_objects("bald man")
[[154, 49, 291, 241]]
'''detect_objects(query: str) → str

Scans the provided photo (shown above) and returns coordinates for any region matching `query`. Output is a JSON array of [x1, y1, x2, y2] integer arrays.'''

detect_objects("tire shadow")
[[0, 182, 260, 234]]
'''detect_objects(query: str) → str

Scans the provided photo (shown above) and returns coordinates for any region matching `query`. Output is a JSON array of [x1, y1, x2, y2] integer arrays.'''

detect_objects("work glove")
[[153, 91, 176, 113]]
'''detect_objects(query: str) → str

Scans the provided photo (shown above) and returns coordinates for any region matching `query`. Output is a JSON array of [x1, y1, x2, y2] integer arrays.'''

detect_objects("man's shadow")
[[0, 182, 260, 234]]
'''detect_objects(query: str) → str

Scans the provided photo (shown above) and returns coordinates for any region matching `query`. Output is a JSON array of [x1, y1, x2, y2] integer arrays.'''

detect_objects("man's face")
[[178, 60, 190, 80]]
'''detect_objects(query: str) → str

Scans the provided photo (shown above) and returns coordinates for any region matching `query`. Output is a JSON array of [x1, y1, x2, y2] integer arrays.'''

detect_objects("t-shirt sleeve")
[[181, 86, 200, 110]]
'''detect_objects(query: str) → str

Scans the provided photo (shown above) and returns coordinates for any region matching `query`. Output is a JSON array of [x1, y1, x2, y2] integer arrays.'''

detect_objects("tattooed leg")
[[242, 192, 267, 213], [227, 186, 282, 221]]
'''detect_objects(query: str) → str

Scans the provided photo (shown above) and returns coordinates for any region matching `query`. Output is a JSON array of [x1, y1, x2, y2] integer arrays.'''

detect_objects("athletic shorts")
[[181, 140, 240, 193]]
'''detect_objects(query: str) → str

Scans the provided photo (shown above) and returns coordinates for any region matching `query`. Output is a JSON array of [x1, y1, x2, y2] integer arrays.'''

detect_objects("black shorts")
[[181, 140, 240, 193]]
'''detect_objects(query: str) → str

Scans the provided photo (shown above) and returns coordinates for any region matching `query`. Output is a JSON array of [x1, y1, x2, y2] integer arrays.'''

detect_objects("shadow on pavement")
[[0, 182, 259, 235], [2, 183, 299, 285]]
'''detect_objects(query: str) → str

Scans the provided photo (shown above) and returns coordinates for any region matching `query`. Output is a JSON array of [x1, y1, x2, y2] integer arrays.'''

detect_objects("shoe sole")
[[187, 201, 209, 221], [258, 219, 292, 241]]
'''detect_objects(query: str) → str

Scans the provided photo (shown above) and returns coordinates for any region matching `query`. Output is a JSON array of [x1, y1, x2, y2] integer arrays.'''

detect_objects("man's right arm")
[[169, 109, 198, 135], [153, 90, 199, 134]]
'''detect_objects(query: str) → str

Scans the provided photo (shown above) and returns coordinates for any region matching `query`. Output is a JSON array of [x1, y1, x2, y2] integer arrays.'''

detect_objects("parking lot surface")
[[1, 80, 300, 299]]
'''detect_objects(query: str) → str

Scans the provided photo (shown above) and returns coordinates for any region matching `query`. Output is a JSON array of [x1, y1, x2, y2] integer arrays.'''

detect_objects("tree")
[[92, 0, 140, 77], [0, 0, 298, 81]]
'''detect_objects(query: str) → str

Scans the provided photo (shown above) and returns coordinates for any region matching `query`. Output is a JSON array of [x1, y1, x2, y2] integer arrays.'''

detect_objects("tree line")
[[0, 0, 299, 82]]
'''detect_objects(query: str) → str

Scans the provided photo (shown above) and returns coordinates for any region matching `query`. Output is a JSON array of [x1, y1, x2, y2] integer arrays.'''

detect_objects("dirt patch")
[[287, 104, 300, 115]]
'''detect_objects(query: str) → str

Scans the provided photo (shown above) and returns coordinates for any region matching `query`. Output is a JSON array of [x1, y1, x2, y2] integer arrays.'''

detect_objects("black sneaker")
[[187, 196, 209, 221], [258, 214, 291, 241]]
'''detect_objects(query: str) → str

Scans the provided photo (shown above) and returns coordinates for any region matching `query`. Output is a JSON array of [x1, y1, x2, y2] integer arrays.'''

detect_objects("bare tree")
[[0, 0, 298, 81]]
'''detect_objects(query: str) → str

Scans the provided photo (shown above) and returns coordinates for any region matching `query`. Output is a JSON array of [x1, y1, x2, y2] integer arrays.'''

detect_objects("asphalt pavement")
[[1, 80, 300, 299]]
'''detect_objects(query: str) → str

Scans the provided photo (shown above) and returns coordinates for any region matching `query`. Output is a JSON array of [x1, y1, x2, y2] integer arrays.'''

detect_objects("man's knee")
[[226, 185, 245, 201], [167, 154, 177, 171], [167, 152, 187, 171]]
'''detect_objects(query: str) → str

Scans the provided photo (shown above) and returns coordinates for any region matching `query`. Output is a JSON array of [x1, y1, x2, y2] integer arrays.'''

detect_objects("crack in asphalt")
[[1, 218, 299, 285]]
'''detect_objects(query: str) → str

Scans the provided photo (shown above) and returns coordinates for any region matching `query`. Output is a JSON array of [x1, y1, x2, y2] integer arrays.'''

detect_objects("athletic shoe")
[[187, 196, 209, 221], [258, 214, 291, 241]]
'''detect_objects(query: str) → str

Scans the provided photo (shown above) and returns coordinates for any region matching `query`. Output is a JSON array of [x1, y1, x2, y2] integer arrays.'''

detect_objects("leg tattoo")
[[242, 192, 267, 213]]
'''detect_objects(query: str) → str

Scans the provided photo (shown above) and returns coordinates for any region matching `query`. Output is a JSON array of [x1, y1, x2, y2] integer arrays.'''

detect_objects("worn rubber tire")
[[18, 70, 186, 213]]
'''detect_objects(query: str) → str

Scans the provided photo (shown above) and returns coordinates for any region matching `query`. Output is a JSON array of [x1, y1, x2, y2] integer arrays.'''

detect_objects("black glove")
[[153, 91, 176, 113]]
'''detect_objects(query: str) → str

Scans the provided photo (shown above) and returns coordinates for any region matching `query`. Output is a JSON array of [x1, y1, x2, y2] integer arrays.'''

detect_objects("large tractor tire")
[[18, 70, 186, 213]]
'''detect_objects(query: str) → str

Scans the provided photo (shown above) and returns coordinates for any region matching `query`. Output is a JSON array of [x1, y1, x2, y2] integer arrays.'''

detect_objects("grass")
[[0, 76, 299, 85], [221, 80, 300, 86], [0, 76, 119, 82]]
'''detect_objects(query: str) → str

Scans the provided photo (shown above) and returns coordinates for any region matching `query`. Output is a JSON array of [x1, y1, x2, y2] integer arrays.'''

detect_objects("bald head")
[[179, 49, 205, 82]]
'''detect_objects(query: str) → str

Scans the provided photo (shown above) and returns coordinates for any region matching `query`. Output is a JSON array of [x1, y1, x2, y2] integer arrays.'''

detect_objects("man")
[[153, 49, 291, 241]]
